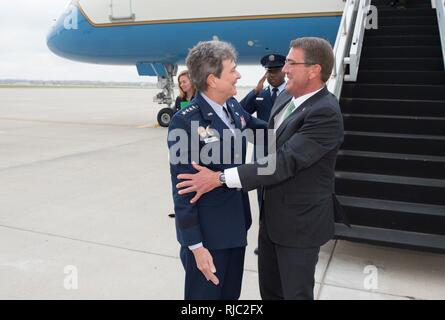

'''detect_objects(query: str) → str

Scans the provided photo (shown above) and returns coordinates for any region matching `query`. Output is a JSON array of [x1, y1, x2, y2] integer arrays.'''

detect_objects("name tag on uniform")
[[256, 97, 264, 101]]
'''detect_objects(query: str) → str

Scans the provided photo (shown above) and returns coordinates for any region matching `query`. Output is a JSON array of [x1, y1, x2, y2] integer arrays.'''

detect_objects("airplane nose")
[[46, 3, 84, 61], [46, 23, 61, 56]]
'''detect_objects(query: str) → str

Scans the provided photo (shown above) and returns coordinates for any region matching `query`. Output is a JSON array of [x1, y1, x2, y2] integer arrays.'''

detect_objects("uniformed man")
[[167, 40, 267, 300], [240, 53, 287, 122]]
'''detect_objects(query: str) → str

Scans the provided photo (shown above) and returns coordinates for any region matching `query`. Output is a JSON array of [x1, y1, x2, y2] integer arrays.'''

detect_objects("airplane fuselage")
[[47, 0, 344, 67]]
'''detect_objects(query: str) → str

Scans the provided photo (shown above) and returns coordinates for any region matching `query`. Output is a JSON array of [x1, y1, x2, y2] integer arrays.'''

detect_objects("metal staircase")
[[331, 0, 445, 253]]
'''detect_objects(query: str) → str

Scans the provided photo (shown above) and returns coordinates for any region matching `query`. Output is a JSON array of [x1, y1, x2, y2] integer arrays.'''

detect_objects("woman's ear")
[[207, 74, 217, 89]]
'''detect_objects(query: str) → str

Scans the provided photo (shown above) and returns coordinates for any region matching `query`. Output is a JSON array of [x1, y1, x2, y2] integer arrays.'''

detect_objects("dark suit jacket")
[[269, 90, 292, 121], [168, 92, 267, 250], [237, 87, 344, 248]]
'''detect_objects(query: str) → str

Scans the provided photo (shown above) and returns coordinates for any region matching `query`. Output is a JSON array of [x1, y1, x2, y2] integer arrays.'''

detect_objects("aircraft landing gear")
[[153, 64, 178, 127], [157, 107, 174, 127]]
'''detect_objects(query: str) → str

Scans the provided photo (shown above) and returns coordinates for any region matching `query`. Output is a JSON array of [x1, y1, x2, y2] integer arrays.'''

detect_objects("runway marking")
[[0, 224, 178, 261], [0, 117, 136, 128], [0, 118, 160, 129], [0, 223, 260, 274], [0, 137, 157, 172], [136, 123, 158, 129]]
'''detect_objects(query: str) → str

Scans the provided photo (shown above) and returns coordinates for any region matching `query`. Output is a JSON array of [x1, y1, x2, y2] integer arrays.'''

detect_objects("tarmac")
[[0, 87, 444, 300]]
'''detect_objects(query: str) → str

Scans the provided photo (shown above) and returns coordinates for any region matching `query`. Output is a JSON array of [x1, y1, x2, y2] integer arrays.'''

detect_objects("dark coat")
[[237, 87, 344, 248]]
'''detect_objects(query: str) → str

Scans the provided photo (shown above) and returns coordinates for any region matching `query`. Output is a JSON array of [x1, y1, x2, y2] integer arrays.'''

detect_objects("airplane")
[[47, 0, 345, 126]]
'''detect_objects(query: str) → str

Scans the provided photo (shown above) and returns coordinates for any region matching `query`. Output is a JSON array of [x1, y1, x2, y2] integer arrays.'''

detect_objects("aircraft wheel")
[[157, 108, 174, 127]]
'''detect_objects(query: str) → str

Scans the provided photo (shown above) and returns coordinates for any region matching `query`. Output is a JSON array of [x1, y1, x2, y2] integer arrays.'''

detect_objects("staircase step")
[[365, 25, 439, 36], [361, 46, 442, 58], [359, 58, 444, 71], [371, 0, 432, 7], [342, 113, 445, 135], [335, 171, 445, 205], [342, 83, 445, 100], [340, 98, 445, 117], [356, 70, 445, 85], [336, 0, 445, 252], [377, 8, 436, 17], [375, 4, 434, 9], [342, 131, 445, 156], [337, 196, 445, 235], [364, 35, 440, 46], [334, 224, 445, 253], [379, 16, 437, 26], [336, 150, 445, 179]]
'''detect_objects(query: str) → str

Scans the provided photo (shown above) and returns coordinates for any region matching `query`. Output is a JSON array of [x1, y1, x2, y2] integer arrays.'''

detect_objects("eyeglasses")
[[284, 59, 317, 66]]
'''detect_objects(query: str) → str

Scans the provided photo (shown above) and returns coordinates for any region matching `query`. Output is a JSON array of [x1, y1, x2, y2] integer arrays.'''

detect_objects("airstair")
[[328, 0, 445, 252]]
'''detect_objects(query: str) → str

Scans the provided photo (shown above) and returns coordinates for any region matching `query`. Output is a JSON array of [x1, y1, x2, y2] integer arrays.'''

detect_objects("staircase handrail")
[[434, 0, 445, 69], [327, 0, 360, 98], [344, 0, 371, 81]]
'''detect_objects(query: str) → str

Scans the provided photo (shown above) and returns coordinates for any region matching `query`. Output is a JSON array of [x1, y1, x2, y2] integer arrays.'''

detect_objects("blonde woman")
[[174, 70, 196, 112]]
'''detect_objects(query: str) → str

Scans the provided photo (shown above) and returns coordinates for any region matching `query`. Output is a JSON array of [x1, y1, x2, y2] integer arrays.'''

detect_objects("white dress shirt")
[[201, 92, 235, 133], [273, 87, 323, 130]]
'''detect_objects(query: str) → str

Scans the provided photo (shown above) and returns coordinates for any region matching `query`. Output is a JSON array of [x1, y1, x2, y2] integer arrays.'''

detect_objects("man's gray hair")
[[290, 37, 334, 82], [186, 40, 238, 92]]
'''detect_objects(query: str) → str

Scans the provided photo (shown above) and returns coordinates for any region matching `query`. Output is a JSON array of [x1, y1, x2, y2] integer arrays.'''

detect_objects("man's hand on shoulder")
[[177, 162, 221, 203], [192, 246, 219, 285]]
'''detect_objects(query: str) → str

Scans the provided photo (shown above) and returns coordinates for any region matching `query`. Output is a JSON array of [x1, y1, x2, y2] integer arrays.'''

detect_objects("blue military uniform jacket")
[[168, 92, 267, 250], [240, 87, 277, 122]]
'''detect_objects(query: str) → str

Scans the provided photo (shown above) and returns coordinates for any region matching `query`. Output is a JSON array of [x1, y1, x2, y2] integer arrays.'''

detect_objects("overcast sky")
[[0, 0, 262, 85]]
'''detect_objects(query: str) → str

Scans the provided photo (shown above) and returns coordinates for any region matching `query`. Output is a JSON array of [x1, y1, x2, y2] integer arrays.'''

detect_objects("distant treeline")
[[0, 79, 157, 88], [0, 79, 254, 89]]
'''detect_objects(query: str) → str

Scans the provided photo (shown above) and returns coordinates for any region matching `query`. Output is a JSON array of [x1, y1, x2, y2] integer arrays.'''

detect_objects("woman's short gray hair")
[[290, 37, 334, 82], [186, 40, 238, 92]]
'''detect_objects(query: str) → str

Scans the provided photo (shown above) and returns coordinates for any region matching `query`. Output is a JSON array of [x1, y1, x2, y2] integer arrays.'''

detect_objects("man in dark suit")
[[241, 54, 288, 256], [168, 40, 266, 299], [175, 37, 344, 300], [240, 53, 287, 122]]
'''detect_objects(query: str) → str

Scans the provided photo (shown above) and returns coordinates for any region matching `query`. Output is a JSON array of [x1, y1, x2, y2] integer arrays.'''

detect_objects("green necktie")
[[282, 100, 296, 119]]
